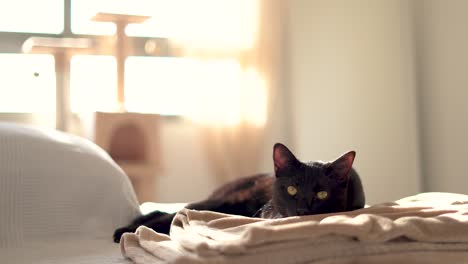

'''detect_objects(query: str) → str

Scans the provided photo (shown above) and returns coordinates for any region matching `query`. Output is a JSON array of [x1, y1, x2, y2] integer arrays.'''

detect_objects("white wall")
[[155, 119, 218, 202], [288, 0, 422, 204], [413, 0, 468, 193]]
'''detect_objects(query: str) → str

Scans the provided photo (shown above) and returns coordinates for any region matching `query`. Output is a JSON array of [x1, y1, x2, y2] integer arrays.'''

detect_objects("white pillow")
[[0, 122, 141, 247]]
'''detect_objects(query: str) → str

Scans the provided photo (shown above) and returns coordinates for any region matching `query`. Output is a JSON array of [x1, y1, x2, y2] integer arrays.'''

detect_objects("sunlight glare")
[[0, 54, 56, 112], [124, 57, 266, 126], [70, 55, 117, 112], [68, 0, 265, 126], [0, 0, 63, 33], [189, 59, 242, 126], [241, 68, 267, 127], [72, 0, 115, 35], [169, 0, 258, 51], [125, 57, 198, 115]]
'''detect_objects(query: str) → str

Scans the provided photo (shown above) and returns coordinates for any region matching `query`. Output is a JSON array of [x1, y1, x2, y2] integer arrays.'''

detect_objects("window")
[[0, 54, 56, 112], [124, 57, 197, 115], [0, 0, 64, 34], [125, 56, 266, 125], [0, 0, 62, 114], [70, 55, 117, 112], [71, 0, 115, 35], [0, 0, 263, 125], [72, 0, 256, 43], [125, 57, 244, 120]]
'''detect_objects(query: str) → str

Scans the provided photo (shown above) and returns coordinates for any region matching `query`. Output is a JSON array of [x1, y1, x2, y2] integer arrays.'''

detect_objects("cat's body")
[[113, 144, 365, 242]]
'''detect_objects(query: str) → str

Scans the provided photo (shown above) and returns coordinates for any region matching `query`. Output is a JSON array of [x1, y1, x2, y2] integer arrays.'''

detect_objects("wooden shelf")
[[91, 12, 151, 24], [22, 37, 93, 54]]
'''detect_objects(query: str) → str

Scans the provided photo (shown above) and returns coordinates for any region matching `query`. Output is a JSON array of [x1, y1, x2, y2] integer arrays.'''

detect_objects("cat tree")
[[22, 12, 162, 203], [22, 37, 92, 131], [92, 12, 161, 203]]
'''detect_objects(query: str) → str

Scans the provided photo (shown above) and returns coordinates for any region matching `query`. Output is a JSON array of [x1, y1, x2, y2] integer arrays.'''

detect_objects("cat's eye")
[[287, 186, 297, 196], [317, 191, 328, 200]]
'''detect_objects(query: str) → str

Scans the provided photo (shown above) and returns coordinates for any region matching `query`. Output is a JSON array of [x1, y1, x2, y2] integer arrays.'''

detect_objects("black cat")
[[113, 143, 365, 242]]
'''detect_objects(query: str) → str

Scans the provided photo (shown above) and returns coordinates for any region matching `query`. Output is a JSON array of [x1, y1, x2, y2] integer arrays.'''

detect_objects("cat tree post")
[[91, 13, 161, 203], [22, 37, 92, 131], [92, 13, 150, 112]]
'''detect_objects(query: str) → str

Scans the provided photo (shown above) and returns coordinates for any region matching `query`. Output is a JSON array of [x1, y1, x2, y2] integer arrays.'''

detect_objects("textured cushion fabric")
[[0, 122, 141, 263]]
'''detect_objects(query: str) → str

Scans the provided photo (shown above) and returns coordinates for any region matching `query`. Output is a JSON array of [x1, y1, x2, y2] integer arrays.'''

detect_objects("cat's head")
[[272, 143, 355, 217]]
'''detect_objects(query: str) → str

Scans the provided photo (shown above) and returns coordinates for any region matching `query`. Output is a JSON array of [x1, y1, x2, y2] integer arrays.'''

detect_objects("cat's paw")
[[113, 226, 135, 243]]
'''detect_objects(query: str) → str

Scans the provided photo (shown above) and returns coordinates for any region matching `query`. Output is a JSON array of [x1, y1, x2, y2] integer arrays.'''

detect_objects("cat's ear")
[[273, 143, 298, 173], [330, 151, 356, 182]]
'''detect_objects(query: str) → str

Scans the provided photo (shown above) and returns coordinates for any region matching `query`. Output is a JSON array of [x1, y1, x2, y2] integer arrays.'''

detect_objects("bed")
[[2, 123, 468, 264]]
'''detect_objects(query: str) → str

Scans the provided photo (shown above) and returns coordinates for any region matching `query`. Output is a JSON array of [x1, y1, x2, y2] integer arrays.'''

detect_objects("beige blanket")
[[121, 192, 468, 263]]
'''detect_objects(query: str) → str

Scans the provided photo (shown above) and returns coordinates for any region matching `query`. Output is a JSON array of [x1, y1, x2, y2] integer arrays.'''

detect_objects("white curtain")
[[171, 0, 288, 181]]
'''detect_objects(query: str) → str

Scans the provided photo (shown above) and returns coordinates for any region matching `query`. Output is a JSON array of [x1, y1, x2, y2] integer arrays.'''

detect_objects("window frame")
[[0, 0, 169, 54], [0, 0, 171, 116]]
